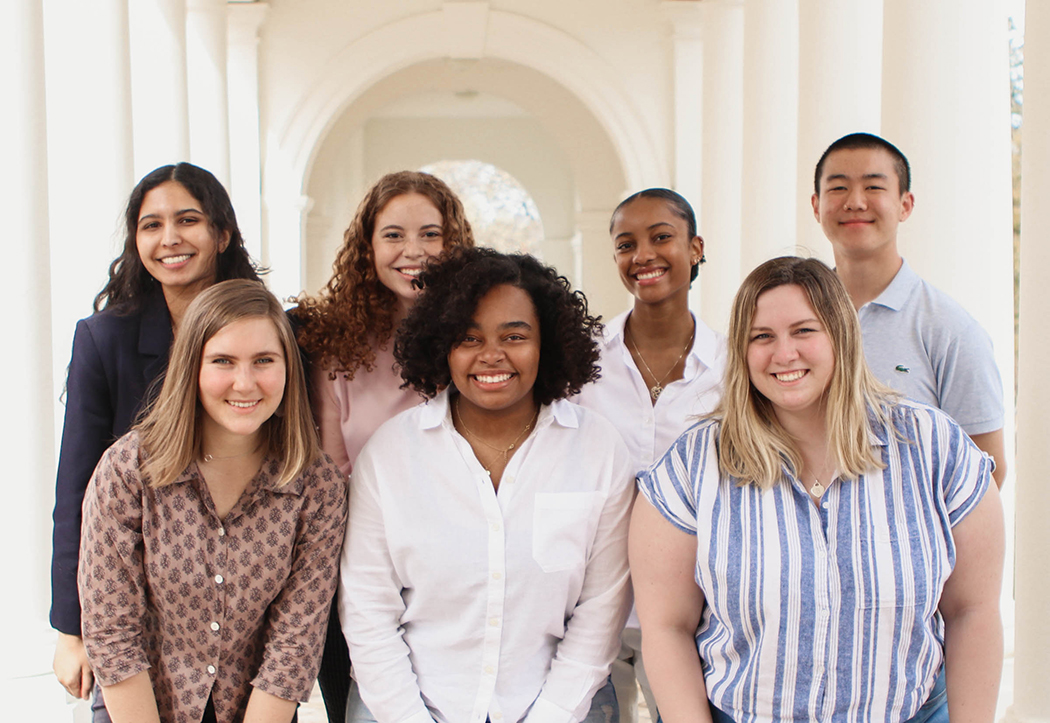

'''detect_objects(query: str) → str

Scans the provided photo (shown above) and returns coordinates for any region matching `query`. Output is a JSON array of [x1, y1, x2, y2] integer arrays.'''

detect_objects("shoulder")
[[884, 397, 966, 441], [907, 273, 990, 338]]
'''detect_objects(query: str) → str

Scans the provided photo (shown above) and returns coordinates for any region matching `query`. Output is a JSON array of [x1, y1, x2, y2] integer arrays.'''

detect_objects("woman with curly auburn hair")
[[291, 171, 473, 722], [339, 247, 633, 723], [630, 257, 1004, 723], [574, 188, 726, 722]]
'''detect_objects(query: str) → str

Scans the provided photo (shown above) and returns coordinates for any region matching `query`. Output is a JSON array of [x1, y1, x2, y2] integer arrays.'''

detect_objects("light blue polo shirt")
[[857, 259, 1004, 435]]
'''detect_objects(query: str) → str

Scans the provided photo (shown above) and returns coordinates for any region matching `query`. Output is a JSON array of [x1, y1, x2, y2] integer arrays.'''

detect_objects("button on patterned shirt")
[[79, 431, 348, 723]]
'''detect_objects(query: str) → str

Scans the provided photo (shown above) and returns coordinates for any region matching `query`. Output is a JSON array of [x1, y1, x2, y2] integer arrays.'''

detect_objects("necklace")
[[624, 322, 694, 401], [454, 397, 537, 469], [808, 453, 834, 498], [201, 442, 263, 463]]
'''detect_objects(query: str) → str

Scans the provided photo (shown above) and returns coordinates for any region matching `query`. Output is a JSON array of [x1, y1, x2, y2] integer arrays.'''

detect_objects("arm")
[[939, 483, 1005, 723], [99, 671, 161, 723], [243, 687, 298, 723], [310, 363, 352, 476], [968, 429, 1006, 489], [340, 454, 437, 723], [525, 455, 635, 723], [629, 496, 711, 723], [78, 440, 153, 712], [252, 460, 349, 704]]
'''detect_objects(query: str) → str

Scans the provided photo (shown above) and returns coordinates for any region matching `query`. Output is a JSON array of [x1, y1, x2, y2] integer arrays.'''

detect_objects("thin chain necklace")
[[201, 442, 263, 463], [808, 452, 834, 499], [454, 397, 537, 469], [624, 322, 694, 401]]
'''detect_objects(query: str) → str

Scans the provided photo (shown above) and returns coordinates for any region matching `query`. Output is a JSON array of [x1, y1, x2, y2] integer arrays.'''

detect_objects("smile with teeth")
[[474, 372, 513, 384], [160, 254, 193, 265], [774, 370, 807, 382], [397, 267, 422, 277], [635, 268, 667, 281], [227, 399, 260, 409]]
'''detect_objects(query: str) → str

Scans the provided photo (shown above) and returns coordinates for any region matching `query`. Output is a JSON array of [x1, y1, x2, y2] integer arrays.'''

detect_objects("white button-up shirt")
[[575, 310, 726, 474], [339, 391, 634, 723]]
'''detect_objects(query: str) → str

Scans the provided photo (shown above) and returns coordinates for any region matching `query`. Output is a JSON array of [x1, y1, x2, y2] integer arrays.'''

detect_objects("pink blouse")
[[311, 343, 426, 476]]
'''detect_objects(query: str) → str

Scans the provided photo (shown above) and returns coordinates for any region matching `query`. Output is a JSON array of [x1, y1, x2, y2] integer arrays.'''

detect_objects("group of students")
[[49, 131, 1004, 723]]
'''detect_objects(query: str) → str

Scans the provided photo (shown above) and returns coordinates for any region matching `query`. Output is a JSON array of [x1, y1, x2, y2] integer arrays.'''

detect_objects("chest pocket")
[[532, 492, 601, 573], [857, 530, 931, 610]]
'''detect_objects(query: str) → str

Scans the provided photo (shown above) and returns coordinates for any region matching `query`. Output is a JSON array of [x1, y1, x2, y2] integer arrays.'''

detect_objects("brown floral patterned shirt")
[[79, 431, 348, 723]]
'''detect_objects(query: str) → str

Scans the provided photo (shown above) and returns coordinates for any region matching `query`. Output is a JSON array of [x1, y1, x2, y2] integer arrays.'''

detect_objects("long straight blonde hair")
[[137, 279, 321, 487], [715, 257, 896, 489]]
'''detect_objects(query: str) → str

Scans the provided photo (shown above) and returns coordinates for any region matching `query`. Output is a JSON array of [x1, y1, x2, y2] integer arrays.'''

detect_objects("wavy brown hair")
[[137, 279, 320, 488], [293, 171, 474, 376]]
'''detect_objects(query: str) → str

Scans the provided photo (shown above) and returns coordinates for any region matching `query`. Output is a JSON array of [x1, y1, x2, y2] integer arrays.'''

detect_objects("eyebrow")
[[750, 318, 820, 331], [379, 223, 443, 233], [824, 172, 888, 183], [499, 320, 533, 331], [614, 221, 675, 241], [204, 349, 284, 359], [139, 208, 203, 221]]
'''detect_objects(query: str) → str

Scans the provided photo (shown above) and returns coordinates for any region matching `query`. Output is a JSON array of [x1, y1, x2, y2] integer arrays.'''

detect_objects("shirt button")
[[491, 523, 500, 532], [207, 665, 216, 675], [492, 572, 502, 580], [214, 574, 223, 584], [484, 665, 495, 675], [218, 527, 225, 537], [489, 617, 499, 627], [493, 714, 503, 720], [504, 475, 515, 484], [210, 622, 220, 632]]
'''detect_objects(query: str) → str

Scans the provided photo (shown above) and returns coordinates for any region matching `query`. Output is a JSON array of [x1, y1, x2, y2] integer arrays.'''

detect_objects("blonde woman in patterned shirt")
[[79, 280, 348, 723]]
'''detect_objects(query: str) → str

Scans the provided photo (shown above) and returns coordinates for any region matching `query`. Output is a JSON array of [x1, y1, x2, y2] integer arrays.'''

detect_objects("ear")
[[690, 235, 704, 264], [218, 229, 231, 253], [899, 192, 915, 222], [811, 192, 821, 222]]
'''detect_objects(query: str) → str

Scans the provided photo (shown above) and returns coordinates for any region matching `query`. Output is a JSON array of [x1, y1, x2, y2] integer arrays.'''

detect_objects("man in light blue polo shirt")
[[811, 132, 1006, 487]]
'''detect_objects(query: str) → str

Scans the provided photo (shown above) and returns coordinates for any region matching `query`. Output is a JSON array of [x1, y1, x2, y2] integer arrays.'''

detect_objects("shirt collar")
[[869, 258, 920, 312], [419, 388, 579, 431], [607, 310, 721, 377]]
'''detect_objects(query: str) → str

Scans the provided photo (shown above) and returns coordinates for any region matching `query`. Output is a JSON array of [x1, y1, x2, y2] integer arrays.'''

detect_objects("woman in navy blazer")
[[50, 163, 262, 719]]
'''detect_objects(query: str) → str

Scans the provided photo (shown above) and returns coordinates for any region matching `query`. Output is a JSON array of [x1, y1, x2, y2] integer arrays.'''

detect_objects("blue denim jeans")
[[707, 667, 948, 723], [347, 676, 618, 722]]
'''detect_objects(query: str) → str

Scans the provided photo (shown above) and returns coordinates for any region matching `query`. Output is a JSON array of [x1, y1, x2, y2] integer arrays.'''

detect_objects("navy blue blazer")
[[50, 291, 173, 635]]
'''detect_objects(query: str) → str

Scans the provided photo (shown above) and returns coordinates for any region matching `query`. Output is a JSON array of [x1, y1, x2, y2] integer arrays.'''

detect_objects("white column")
[[3, 1, 95, 719], [698, 0, 743, 335], [740, 0, 799, 275], [228, 1, 268, 264], [660, 1, 706, 315], [129, 0, 191, 175], [41, 0, 136, 439], [796, 0, 883, 263], [576, 210, 630, 322], [1007, 2, 1050, 719], [186, 0, 230, 185]]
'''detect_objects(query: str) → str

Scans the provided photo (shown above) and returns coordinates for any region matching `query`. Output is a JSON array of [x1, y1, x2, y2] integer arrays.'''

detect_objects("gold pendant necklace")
[[625, 323, 694, 401], [454, 397, 537, 470]]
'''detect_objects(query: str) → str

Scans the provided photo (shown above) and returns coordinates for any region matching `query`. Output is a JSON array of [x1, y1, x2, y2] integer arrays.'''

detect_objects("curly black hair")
[[395, 247, 603, 406]]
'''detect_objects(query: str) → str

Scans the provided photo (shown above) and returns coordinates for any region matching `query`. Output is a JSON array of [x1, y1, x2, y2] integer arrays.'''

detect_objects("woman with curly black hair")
[[339, 247, 634, 723]]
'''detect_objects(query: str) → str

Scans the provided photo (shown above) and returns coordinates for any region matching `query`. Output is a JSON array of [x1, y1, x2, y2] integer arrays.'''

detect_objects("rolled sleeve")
[[78, 438, 151, 686], [252, 459, 348, 702]]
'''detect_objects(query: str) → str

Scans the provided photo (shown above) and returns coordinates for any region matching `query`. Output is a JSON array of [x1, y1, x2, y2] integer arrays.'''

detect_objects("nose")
[[843, 187, 867, 211], [633, 238, 657, 265], [232, 364, 256, 391], [771, 337, 799, 366], [478, 339, 506, 364], [403, 235, 426, 259], [161, 220, 180, 247]]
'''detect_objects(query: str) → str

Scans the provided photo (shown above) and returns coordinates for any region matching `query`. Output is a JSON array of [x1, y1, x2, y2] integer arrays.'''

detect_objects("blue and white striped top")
[[637, 399, 992, 723]]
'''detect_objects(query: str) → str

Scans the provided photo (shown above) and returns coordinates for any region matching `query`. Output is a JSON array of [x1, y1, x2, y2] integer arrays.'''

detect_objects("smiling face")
[[448, 284, 541, 419], [746, 284, 835, 427], [611, 196, 702, 307], [198, 316, 287, 446], [811, 147, 914, 263], [371, 192, 446, 313], [136, 181, 230, 301]]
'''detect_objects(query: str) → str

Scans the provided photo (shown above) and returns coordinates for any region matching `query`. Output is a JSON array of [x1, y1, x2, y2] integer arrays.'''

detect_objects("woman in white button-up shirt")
[[340, 247, 634, 723]]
